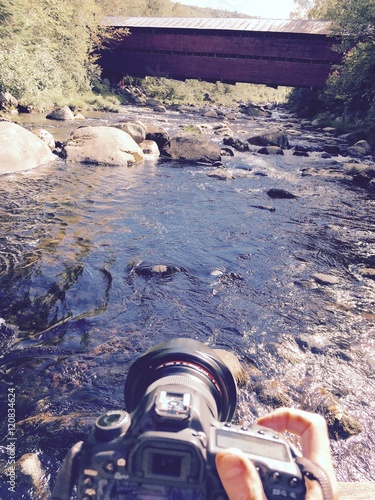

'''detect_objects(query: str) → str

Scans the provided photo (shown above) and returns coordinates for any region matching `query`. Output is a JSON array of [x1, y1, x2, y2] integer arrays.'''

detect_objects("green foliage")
[[287, 88, 325, 118], [291, 0, 375, 140], [0, 0, 99, 107], [138, 77, 290, 106]]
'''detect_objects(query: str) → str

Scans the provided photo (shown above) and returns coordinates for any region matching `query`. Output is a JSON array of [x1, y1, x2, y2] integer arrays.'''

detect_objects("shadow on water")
[[0, 109, 374, 491]]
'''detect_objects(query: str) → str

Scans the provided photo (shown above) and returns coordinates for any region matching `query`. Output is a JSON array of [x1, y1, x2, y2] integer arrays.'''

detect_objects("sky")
[[179, 0, 297, 19]]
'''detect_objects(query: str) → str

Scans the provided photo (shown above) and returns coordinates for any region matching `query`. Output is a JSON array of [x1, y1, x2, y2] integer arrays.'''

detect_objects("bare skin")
[[216, 407, 338, 500]]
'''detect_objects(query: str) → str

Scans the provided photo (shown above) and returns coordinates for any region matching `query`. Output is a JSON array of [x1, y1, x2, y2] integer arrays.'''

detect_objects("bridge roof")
[[102, 16, 332, 36]]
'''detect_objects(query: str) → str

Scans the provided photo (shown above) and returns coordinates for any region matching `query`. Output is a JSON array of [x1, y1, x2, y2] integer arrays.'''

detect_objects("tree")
[[0, 0, 100, 106], [291, 0, 375, 136]]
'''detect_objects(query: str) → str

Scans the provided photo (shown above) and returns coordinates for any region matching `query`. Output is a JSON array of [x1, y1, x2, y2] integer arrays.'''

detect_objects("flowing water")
[[0, 106, 374, 495]]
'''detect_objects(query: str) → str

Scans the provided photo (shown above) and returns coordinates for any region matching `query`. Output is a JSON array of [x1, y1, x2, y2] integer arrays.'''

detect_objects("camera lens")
[[124, 338, 237, 421]]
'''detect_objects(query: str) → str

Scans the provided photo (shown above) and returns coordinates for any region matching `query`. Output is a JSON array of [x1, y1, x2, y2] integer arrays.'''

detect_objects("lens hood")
[[124, 338, 238, 421]]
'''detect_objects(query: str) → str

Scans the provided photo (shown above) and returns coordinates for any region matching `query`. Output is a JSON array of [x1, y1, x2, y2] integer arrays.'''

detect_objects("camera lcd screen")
[[216, 429, 290, 462]]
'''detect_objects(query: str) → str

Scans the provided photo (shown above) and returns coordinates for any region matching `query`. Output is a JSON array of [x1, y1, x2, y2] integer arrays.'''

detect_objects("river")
[[0, 104, 374, 496]]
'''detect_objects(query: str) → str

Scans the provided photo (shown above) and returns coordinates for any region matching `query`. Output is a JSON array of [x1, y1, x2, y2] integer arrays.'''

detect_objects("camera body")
[[72, 338, 306, 499]]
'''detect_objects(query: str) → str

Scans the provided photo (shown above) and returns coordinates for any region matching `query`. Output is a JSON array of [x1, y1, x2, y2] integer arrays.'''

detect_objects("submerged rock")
[[214, 349, 249, 386], [258, 146, 284, 155], [313, 273, 340, 286], [207, 168, 235, 180], [267, 188, 298, 199], [253, 379, 292, 407], [133, 264, 180, 278]]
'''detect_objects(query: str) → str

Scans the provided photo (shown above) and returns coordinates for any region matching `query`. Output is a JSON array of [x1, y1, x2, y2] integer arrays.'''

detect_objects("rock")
[[258, 146, 284, 155], [359, 267, 375, 280], [17, 453, 50, 499], [294, 145, 311, 154], [213, 123, 233, 136], [323, 143, 341, 155], [250, 205, 276, 212], [322, 126, 336, 134], [46, 105, 75, 120], [32, 128, 55, 150], [139, 139, 160, 156], [305, 386, 363, 439], [74, 112, 86, 120], [207, 168, 235, 180], [133, 264, 180, 278], [63, 126, 144, 166], [347, 145, 367, 157], [324, 406, 363, 439], [146, 124, 169, 149], [293, 150, 309, 157], [343, 162, 375, 178], [154, 105, 167, 113], [247, 128, 289, 149], [223, 136, 249, 152], [0, 91, 18, 112], [214, 349, 249, 386], [182, 124, 204, 135], [203, 109, 218, 118], [0, 122, 56, 175], [114, 121, 147, 144], [220, 147, 234, 157], [240, 102, 271, 117], [313, 273, 340, 285], [17, 413, 94, 456], [267, 188, 297, 199], [295, 333, 328, 355], [146, 98, 163, 108], [161, 133, 221, 164], [254, 379, 292, 407], [353, 140, 371, 153]]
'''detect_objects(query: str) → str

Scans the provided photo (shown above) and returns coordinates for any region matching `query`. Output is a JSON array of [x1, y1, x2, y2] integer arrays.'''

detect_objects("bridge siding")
[[100, 18, 341, 88], [118, 32, 340, 63]]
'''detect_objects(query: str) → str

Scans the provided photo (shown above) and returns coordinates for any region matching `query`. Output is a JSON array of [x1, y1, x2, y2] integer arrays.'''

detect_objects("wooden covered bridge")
[[100, 17, 342, 89]]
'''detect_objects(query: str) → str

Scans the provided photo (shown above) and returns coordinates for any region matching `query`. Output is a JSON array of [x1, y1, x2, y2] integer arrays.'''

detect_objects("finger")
[[258, 408, 337, 498], [216, 448, 266, 500], [257, 407, 330, 464]]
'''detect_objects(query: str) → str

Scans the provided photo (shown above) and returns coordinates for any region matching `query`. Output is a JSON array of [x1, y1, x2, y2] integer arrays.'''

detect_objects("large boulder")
[[161, 133, 221, 164], [114, 121, 147, 144], [46, 105, 75, 120], [247, 128, 289, 149], [63, 126, 144, 166], [0, 122, 56, 175]]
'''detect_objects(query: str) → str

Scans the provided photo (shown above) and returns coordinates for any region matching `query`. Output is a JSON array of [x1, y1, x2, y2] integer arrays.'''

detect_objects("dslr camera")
[[53, 338, 307, 499]]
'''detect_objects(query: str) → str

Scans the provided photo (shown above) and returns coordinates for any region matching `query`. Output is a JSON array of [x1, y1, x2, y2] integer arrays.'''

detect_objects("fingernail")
[[217, 453, 246, 479]]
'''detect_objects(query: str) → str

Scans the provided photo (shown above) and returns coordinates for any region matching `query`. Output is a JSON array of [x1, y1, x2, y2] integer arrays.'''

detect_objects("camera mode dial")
[[95, 410, 130, 441]]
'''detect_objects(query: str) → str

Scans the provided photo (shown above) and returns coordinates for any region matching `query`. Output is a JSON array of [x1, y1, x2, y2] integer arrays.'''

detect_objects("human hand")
[[215, 407, 338, 500]]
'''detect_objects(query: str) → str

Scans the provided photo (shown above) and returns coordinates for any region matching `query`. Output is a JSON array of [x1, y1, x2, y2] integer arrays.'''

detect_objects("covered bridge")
[[100, 17, 342, 88]]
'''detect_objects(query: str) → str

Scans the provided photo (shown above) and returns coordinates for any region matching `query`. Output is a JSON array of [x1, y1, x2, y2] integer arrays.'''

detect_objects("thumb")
[[216, 449, 266, 500]]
